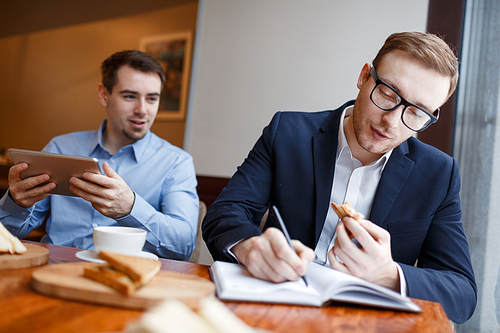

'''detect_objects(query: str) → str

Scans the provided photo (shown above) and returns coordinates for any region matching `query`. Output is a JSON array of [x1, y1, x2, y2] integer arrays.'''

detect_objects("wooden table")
[[0, 241, 453, 333]]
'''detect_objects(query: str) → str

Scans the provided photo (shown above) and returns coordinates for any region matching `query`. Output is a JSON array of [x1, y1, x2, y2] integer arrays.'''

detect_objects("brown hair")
[[372, 32, 459, 100], [100, 50, 166, 93]]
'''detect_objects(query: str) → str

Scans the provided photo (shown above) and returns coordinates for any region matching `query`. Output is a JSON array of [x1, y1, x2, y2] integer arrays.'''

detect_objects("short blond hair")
[[373, 32, 459, 100]]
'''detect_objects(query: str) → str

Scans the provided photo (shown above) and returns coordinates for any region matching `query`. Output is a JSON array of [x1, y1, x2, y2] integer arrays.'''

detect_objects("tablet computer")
[[9, 148, 103, 197]]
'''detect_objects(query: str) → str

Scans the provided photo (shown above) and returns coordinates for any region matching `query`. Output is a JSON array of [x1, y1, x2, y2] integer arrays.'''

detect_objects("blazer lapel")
[[369, 140, 414, 227], [312, 101, 354, 243]]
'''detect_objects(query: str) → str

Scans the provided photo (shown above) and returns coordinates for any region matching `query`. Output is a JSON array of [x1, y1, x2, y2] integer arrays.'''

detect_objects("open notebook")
[[210, 261, 421, 313]]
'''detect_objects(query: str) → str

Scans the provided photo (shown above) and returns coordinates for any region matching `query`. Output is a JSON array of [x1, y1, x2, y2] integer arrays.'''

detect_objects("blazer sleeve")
[[399, 159, 477, 324], [202, 113, 282, 262]]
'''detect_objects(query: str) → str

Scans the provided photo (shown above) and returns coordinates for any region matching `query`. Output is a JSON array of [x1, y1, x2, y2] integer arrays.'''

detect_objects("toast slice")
[[125, 298, 221, 333], [0, 221, 27, 254], [83, 264, 142, 295], [98, 250, 161, 284], [197, 297, 258, 333], [330, 202, 364, 239], [125, 297, 259, 333]]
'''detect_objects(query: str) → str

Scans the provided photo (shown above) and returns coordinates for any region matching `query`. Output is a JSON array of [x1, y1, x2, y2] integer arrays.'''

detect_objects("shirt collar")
[[88, 121, 107, 157], [89, 120, 151, 163], [337, 106, 392, 169], [129, 130, 151, 163]]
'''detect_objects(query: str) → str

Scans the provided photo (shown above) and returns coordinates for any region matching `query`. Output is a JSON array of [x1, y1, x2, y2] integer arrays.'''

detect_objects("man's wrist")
[[231, 237, 256, 265], [0, 189, 33, 219], [390, 262, 401, 292]]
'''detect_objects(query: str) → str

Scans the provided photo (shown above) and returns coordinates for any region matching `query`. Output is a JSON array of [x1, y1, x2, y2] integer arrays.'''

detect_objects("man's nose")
[[381, 105, 404, 129], [134, 99, 147, 115]]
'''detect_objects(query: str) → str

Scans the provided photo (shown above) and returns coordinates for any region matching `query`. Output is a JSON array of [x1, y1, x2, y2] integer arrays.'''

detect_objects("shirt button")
[[92, 223, 98, 228]]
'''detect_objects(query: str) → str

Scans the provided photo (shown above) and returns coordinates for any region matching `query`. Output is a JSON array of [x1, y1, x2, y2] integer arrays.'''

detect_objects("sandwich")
[[125, 297, 258, 333], [125, 298, 221, 333], [330, 202, 364, 239], [197, 297, 258, 333], [0, 221, 27, 254], [98, 250, 161, 284], [83, 250, 161, 295], [83, 264, 143, 295]]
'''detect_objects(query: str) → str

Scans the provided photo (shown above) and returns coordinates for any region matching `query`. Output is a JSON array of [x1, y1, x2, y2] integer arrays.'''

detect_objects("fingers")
[[328, 248, 350, 274], [68, 176, 107, 209], [341, 217, 391, 254], [69, 162, 112, 196], [235, 228, 313, 283], [340, 216, 366, 241], [358, 218, 391, 244], [233, 236, 282, 281], [330, 219, 360, 270], [8, 163, 55, 208], [268, 228, 314, 277], [9, 162, 28, 180], [101, 162, 118, 178], [246, 232, 300, 282], [72, 162, 122, 194], [69, 163, 134, 219], [330, 218, 399, 290], [291, 239, 316, 267]]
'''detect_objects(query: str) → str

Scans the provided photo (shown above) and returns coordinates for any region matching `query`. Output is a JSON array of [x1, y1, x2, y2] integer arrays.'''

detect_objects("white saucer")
[[75, 250, 158, 263]]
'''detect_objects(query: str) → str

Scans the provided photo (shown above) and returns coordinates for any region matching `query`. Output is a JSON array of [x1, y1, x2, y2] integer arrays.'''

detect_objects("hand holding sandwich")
[[329, 202, 400, 292]]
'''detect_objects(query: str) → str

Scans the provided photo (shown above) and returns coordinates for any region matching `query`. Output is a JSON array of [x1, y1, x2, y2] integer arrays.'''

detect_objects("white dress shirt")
[[313, 106, 407, 295]]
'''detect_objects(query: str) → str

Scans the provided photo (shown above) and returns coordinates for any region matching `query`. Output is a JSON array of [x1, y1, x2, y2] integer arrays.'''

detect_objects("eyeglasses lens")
[[371, 84, 432, 131]]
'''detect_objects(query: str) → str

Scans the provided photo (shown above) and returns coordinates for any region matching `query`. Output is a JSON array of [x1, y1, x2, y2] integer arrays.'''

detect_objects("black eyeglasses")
[[369, 66, 439, 132]]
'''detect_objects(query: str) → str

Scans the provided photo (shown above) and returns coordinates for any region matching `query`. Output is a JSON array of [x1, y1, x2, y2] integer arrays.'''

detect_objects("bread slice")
[[125, 297, 259, 333], [0, 221, 27, 254], [197, 297, 257, 333], [125, 298, 221, 333], [83, 265, 142, 295], [98, 250, 161, 284], [0, 233, 13, 254], [330, 202, 364, 239]]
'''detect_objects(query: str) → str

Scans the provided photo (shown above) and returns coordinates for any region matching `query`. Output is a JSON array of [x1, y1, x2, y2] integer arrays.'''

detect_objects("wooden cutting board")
[[0, 243, 50, 269], [31, 262, 215, 310]]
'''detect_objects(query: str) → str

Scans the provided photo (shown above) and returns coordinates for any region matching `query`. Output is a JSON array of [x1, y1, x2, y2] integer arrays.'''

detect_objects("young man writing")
[[202, 32, 476, 323]]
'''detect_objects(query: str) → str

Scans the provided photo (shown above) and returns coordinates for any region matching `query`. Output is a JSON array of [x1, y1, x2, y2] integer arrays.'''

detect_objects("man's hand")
[[8, 162, 55, 208], [232, 227, 315, 283], [328, 217, 400, 291], [69, 162, 135, 219]]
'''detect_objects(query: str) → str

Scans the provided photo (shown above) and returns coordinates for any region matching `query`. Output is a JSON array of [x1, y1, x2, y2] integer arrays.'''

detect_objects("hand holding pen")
[[231, 205, 315, 284], [270, 205, 309, 286]]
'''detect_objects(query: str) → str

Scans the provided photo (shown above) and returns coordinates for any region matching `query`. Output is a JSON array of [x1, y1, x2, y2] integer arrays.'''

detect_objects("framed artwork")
[[140, 31, 193, 121]]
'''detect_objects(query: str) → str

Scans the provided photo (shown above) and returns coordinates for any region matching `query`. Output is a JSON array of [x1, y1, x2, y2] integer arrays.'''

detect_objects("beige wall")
[[0, 2, 198, 153], [187, 0, 430, 177]]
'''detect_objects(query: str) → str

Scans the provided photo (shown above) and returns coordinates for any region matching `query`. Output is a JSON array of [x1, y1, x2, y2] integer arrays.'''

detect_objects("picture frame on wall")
[[139, 31, 193, 121]]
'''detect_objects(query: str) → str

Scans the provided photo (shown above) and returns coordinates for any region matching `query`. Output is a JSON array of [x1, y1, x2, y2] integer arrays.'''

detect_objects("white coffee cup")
[[93, 226, 147, 255]]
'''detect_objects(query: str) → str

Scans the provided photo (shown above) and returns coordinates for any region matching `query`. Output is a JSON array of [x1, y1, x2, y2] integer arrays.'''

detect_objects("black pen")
[[270, 205, 309, 286]]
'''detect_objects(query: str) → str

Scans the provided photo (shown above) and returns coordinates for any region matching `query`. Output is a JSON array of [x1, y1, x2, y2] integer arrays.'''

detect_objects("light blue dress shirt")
[[0, 121, 199, 260]]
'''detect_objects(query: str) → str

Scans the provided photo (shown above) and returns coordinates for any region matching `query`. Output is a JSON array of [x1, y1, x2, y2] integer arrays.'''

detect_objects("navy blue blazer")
[[202, 101, 477, 323]]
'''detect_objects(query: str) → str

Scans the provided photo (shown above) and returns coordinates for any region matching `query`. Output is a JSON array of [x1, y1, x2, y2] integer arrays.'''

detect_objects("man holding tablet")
[[0, 50, 199, 260]]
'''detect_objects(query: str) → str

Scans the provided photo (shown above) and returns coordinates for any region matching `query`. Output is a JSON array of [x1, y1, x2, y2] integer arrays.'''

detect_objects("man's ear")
[[97, 83, 109, 107], [356, 63, 372, 89]]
